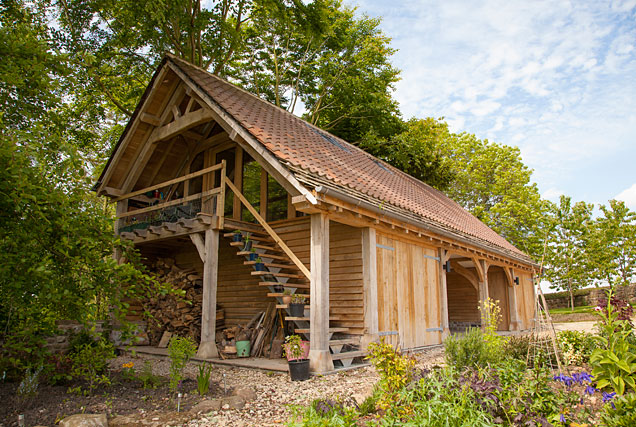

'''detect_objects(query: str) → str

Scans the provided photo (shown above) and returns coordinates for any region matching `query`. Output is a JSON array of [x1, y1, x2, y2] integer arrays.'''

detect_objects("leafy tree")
[[544, 196, 594, 310], [0, 1, 171, 375], [358, 118, 453, 189], [588, 200, 636, 288], [441, 130, 548, 258]]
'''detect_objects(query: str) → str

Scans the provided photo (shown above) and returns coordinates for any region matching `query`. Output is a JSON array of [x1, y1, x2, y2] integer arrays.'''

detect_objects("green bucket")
[[236, 340, 251, 357]]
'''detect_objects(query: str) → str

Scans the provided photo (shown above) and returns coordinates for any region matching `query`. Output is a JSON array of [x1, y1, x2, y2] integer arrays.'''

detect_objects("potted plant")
[[242, 233, 252, 251], [232, 230, 243, 242], [289, 294, 306, 317], [254, 257, 266, 271], [283, 334, 310, 381], [282, 288, 293, 305], [248, 249, 258, 261]]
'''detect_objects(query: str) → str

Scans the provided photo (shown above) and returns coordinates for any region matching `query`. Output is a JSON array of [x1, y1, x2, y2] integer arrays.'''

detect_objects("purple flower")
[[585, 385, 598, 395], [602, 392, 616, 403], [560, 413, 566, 423], [572, 372, 593, 385], [553, 374, 574, 387]]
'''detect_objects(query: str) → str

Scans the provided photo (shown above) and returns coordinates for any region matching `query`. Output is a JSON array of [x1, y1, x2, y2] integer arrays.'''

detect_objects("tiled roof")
[[169, 56, 533, 264]]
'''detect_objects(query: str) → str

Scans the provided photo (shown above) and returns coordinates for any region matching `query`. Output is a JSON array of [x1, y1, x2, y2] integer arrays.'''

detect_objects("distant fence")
[[544, 283, 636, 308]]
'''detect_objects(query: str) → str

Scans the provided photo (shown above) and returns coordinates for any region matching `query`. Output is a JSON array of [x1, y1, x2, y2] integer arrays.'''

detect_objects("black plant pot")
[[254, 262, 266, 271], [273, 284, 284, 293], [243, 240, 252, 252], [288, 359, 310, 381], [289, 303, 305, 317], [232, 233, 243, 242], [248, 252, 258, 261]]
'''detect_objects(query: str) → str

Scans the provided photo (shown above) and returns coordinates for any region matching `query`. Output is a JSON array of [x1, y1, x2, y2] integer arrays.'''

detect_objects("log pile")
[[143, 258, 224, 345], [217, 303, 284, 359]]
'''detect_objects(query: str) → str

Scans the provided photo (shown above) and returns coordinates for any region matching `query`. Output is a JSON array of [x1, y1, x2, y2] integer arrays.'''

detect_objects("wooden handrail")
[[117, 188, 221, 219], [224, 176, 311, 280], [114, 163, 224, 202]]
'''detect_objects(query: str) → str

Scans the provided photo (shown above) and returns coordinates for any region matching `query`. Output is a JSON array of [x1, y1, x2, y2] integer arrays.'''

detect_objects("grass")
[[549, 305, 595, 315]]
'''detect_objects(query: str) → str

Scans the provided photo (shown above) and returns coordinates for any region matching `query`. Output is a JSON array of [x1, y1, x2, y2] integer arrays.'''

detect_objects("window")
[[267, 174, 287, 221], [241, 153, 261, 222]]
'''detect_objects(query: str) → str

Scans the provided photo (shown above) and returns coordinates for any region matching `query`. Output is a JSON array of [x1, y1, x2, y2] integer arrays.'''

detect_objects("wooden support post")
[[309, 213, 333, 373], [198, 229, 219, 359], [477, 259, 490, 329], [438, 248, 450, 339], [505, 268, 521, 331], [113, 200, 128, 263], [360, 228, 379, 350]]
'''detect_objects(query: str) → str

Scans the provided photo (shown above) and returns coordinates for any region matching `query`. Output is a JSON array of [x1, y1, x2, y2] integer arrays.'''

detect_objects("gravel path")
[[113, 346, 445, 427]]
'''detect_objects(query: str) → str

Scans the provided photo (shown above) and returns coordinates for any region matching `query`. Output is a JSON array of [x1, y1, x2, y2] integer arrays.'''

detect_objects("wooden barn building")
[[95, 55, 538, 373]]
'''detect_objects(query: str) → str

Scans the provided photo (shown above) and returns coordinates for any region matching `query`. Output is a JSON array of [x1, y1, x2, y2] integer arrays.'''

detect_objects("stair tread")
[[329, 338, 360, 346], [268, 293, 309, 298], [245, 261, 296, 269], [223, 233, 273, 242], [239, 252, 289, 261], [330, 350, 366, 360], [252, 271, 304, 279], [259, 282, 309, 289], [295, 327, 349, 334]]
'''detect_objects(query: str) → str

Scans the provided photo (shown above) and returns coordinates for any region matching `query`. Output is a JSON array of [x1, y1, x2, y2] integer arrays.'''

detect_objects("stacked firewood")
[[217, 303, 284, 359], [143, 258, 224, 345]]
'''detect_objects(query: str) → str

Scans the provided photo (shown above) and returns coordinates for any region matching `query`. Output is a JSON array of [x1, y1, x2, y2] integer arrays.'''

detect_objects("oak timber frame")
[[100, 57, 537, 373]]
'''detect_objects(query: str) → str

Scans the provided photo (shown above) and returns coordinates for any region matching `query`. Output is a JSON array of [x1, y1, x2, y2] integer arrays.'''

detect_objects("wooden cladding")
[[270, 218, 365, 336], [376, 233, 442, 349], [446, 272, 480, 323]]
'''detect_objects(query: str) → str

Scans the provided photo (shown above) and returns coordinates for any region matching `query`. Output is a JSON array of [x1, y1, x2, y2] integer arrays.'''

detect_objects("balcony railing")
[[115, 161, 226, 233]]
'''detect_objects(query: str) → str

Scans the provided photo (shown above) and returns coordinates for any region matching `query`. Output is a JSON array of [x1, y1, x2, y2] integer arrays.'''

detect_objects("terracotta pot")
[[282, 295, 292, 305]]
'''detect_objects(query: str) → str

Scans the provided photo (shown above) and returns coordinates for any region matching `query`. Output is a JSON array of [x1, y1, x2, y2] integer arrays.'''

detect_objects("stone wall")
[[44, 320, 148, 353], [544, 283, 636, 309]]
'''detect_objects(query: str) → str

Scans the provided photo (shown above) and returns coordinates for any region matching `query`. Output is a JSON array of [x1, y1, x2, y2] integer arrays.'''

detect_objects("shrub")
[[69, 339, 115, 395], [17, 365, 42, 403], [138, 360, 161, 389], [590, 289, 636, 395], [366, 340, 415, 410], [196, 363, 213, 395], [600, 392, 636, 427], [557, 330, 594, 366], [289, 399, 358, 427], [445, 327, 502, 370], [0, 326, 50, 381], [502, 334, 532, 362], [168, 335, 196, 392]]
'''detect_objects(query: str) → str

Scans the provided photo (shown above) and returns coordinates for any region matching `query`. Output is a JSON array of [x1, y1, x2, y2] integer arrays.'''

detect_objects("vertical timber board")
[[361, 227, 379, 348], [309, 213, 333, 373], [376, 233, 398, 348], [438, 248, 450, 337], [446, 272, 481, 323]]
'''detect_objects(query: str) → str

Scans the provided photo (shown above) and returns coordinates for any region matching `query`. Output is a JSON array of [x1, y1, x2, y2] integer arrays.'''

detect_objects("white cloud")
[[349, 0, 636, 204], [542, 188, 565, 202], [615, 183, 636, 210]]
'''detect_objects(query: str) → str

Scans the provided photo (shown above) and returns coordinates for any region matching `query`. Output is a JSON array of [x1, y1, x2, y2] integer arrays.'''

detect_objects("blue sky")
[[347, 0, 636, 210]]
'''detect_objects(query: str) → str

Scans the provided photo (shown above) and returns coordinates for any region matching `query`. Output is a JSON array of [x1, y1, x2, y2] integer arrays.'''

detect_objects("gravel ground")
[[112, 346, 445, 427]]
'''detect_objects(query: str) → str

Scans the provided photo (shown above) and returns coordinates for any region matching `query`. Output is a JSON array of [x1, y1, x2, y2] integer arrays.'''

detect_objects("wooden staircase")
[[223, 222, 365, 368]]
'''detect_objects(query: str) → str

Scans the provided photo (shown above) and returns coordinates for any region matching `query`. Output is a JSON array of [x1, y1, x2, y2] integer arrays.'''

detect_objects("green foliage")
[[365, 339, 415, 410], [168, 335, 197, 392], [0, 325, 50, 381], [358, 118, 454, 189], [544, 196, 594, 308], [587, 200, 636, 288], [600, 392, 636, 427], [289, 399, 359, 427], [590, 290, 636, 395], [196, 363, 213, 396], [502, 334, 532, 362], [557, 330, 594, 366], [138, 360, 161, 389], [17, 365, 42, 401], [283, 334, 305, 359], [444, 327, 503, 370], [68, 339, 115, 395]]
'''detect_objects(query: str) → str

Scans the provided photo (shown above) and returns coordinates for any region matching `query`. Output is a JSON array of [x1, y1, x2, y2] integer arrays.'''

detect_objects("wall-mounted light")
[[514, 276, 520, 285], [443, 261, 451, 272]]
